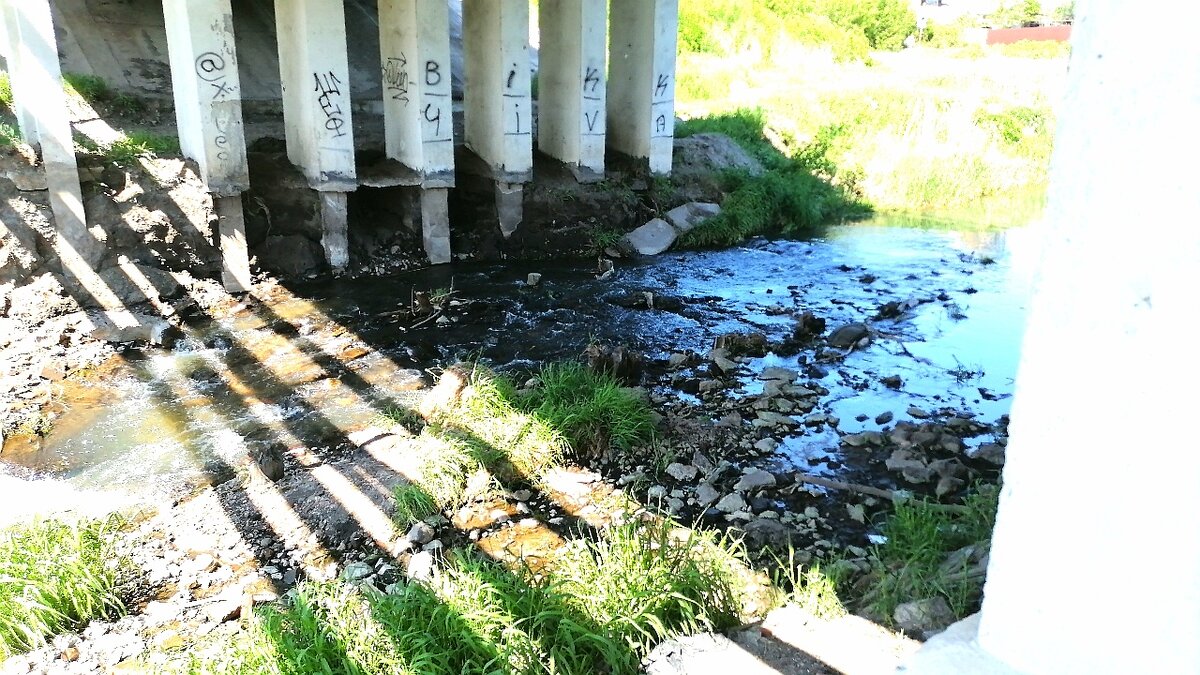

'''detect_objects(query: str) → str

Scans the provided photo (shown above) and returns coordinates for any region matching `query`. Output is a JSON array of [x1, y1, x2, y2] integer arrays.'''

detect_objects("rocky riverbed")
[[0, 219, 1034, 673]]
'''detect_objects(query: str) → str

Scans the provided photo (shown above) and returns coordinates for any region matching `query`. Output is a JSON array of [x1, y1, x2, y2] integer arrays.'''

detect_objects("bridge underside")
[[0, 0, 679, 289]]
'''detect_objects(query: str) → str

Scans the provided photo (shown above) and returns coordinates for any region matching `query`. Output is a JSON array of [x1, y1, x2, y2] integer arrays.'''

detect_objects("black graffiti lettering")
[[214, 134, 229, 148], [656, 114, 668, 134], [655, 73, 670, 99], [209, 79, 234, 100], [425, 60, 442, 87], [195, 52, 226, 81], [506, 68, 517, 89], [384, 55, 410, 102], [584, 66, 601, 93], [584, 110, 600, 132], [313, 72, 348, 138], [423, 103, 442, 137]]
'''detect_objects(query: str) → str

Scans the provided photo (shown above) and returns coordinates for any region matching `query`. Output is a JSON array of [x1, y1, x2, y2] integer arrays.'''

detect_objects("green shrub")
[[1053, 1, 1074, 23], [0, 518, 129, 659], [101, 132, 181, 162], [0, 123, 18, 148], [815, 0, 917, 51], [974, 105, 1049, 145]]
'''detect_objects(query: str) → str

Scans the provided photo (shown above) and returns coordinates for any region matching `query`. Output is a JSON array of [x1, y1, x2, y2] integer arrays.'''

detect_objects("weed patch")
[[0, 73, 12, 109], [518, 362, 655, 458], [184, 518, 745, 674], [0, 518, 130, 660], [858, 484, 999, 622]]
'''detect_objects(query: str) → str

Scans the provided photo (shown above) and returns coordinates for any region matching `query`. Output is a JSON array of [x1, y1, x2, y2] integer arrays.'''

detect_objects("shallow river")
[[0, 215, 1039, 521]]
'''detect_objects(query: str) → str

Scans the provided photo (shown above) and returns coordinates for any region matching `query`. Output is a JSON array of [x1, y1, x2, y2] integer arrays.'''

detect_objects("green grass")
[[0, 123, 19, 149], [0, 518, 130, 660], [772, 548, 848, 621], [0, 72, 12, 108], [859, 484, 999, 622], [517, 362, 655, 458], [62, 73, 145, 115], [674, 110, 870, 246], [182, 519, 744, 675], [102, 132, 181, 162]]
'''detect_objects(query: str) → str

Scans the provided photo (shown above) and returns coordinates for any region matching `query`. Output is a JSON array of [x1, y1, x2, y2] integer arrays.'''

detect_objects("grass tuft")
[[861, 484, 999, 622], [0, 518, 129, 660], [0, 72, 12, 108], [518, 362, 655, 458], [102, 132, 181, 163]]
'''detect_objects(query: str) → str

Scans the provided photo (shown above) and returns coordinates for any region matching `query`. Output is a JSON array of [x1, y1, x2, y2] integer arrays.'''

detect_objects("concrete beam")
[[0, 0, 39, 146], [274, 0, 357, 192], [379, 0, 455, 188], [903, 2, 1200, 673], [162, 0, 250, 197], [463, 0, 533, 182], [607, 0, 678, 175], [537, 0, 607, 182]]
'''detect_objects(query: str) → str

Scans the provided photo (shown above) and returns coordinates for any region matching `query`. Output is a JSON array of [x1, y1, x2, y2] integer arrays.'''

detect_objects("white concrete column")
[[9, 0, 104, 270], [420, 189, 451, 265], [537, 0, 607, 182], [607, 0, 678, 175], [379, 0, 455, 187], [903, 3, 1200, 674], [215, 196, 253, 293], [463, 0, 533, 181], [275, 0, 356, 272], [162, 0, 252, 292], [0, 0, 38, 146], [162, 0, 250, 197]]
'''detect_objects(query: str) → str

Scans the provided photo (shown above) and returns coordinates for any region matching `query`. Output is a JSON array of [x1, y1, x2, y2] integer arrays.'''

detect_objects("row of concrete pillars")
[[0, 0, 680, 292]]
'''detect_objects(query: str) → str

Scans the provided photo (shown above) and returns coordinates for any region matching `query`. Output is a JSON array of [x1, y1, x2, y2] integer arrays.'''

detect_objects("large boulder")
[[673, 133, 765, 179], [665, 202, 721, 234], [623, 218, 677, 256], [255, 235, 326, 278]]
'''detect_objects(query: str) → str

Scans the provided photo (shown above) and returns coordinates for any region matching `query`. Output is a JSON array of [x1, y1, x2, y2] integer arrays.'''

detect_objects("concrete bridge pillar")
[[5, 0, 111, 291], [378, 0, 454, 264], [463, 0, 532, 238], [275, 0, 357, 272], [162, 0, 253, 293], [607, 0, 678, 176], [902, 2, 1200, 674], [537, 0, 607, 182], [0, 0, 39, 146]]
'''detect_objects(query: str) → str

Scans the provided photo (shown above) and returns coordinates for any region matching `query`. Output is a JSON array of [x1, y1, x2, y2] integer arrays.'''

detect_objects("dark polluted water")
[[0, 216, 1039, 521]]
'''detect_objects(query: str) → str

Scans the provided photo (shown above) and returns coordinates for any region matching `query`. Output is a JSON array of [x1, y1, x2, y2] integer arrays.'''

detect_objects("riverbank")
[[1, 219, 1028, 672]]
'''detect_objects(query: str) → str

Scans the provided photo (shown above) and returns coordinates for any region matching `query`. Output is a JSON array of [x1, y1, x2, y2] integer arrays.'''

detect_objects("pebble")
[[665, 463, 699, 481], [733, 469, 777, 492]]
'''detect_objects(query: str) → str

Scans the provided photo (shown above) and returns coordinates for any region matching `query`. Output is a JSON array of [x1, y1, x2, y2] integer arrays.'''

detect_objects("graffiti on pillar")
[[195, 51, 235, 101], [654, 73, 671, 100], [421, 58, 451, 144], [651, 71, 674, 139], [213, 113, 232, 163], [504, 62, 530, 138], [425, 60, 443, 87], [422, 103, 443, 139], [313, 71, 348, 139], [582, 64, 604, 136], [383, 54, 410, 104]]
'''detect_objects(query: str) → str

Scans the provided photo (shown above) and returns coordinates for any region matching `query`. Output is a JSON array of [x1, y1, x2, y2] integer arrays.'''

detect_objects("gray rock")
[[406, 551, 435, 582], [406, 522, 436, 546], [827, 323, 870, 349], [742, 517, 791, 548], [340, 562, 373, 582], [83, 311, 178, 346], [257, 235, 325, 278], [969, 442, 1006, 465], [885, 449, 934, 483], [664, 202, 721, 233], [907, 406, 932, 419], [665, 463, 699, 481], [753, 437, 777, 453], [672, 133, 766, 180], [624, 218, 677, 256], [894, 597, 956, 636], [647, 485, 668, 499], [525, 272, 542, 287], [695, 483, 721, 505], [935, 476, 966, 498], [711, 354, 739, 374], [734, 469, 777, 492], [667, 352, 690, 369], [875, 411, 895, 425], [759, 366, 799, 383], [716, 493, 748, 513]]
